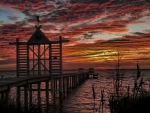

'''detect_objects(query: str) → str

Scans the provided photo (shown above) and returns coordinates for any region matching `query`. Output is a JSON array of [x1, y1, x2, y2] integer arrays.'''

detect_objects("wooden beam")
[[9, 39, 70, 45]]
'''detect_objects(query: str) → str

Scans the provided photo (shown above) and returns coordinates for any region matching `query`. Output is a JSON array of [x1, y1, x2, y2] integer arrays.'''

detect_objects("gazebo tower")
[[9, 17, 69, 110], [10, 19, 69, 77]]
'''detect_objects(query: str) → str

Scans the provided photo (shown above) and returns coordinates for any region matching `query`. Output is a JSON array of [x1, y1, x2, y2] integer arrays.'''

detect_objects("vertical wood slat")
[[44, 44, 46, 75], [27, 45, 29, 76], [59, 36, 63, 113], [33, 45, 35, 75], [38, 45, 41, 75], [49, 44, 54, 100], [16, 38, 19, 77]]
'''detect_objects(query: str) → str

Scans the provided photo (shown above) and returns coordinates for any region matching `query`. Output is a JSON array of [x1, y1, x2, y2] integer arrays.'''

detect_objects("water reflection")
[[63, 70, 150, 113], [1, 70, 150, 113]]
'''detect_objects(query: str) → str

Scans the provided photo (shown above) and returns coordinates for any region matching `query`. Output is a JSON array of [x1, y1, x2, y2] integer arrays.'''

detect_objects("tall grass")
[[109, 61, 150, 113], [91, 50, 150, 113]]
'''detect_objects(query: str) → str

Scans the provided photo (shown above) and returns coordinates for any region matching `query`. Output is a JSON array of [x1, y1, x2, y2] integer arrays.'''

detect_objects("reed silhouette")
[[91, 50, 150, 113], [108, 57, 150, 113]]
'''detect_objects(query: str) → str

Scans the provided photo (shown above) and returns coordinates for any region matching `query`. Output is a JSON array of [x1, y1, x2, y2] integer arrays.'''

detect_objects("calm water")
[[0, 69, 150, 113]]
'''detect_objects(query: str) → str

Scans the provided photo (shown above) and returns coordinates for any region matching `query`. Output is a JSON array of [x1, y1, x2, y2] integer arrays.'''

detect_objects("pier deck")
[[0, 72, 89, 113], [0, 72, 89, 92]]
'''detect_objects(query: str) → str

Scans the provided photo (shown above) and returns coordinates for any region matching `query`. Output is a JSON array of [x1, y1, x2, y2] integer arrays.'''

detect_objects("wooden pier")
[[0, 18, 92, 113], [0, 72, 89, 112]]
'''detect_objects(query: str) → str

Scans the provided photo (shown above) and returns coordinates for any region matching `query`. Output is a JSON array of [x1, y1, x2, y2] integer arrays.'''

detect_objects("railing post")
[[16, 38, 19, 77], [29, 84, 32, 106], [24, 84, 28, 113], [59, 36, 63, 113], [6, 86, 10, 101], [17, 86, 21, 113], [67, 77, 69, 95], [63, 78, 65, 98], [38, 82, 41, 112], [46, 81, 49, 113]]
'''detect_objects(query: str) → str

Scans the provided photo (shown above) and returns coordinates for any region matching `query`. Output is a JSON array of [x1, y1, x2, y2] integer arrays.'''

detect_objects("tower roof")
[[27, 25, 50, 44]]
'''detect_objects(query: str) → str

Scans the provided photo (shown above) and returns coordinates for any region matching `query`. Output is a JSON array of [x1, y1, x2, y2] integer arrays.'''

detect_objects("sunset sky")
[[0, 0, 150, 70]]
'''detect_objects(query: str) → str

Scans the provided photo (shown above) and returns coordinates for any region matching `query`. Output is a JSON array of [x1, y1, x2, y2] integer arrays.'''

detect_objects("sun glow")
[[90, 50, 118, 59]]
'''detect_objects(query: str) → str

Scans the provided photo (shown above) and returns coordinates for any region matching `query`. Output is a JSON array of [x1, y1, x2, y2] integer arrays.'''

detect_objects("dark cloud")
[[132, 32, 145, 35], [102, 38, 130, 43], [8, 16, 19, 21]]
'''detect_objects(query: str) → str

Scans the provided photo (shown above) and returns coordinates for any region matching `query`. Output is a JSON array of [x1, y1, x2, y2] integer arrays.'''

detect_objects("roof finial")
[[37, 15, 40, 26]]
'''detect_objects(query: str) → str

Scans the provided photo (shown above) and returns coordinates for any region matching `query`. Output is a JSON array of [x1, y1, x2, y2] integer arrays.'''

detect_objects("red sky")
[[0, 0, 150, 70]]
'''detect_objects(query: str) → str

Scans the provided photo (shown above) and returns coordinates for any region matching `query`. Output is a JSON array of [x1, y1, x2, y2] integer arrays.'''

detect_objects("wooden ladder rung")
[[19, 68, 27, 69], [51, 48, 60, 49], [51, 56, 60, 57], [18, 59, 27, 60], [51, 61, 60, 62], [19, 54, 27, 55]]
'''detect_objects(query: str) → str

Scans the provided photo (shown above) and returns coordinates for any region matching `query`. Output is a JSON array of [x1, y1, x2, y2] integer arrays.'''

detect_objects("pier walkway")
[[0, 72, 89, 113]]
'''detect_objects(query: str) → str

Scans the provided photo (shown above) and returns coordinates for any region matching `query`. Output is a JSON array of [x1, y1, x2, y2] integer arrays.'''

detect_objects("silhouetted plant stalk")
[[113, 50, 125, 98], [109, 50, 129, 113], [99, 89, 105, 113], [133, 62, 144, 100], [109, 59, 150, 113], [92, 84, 96, 113], [92, 50, 150, 113]]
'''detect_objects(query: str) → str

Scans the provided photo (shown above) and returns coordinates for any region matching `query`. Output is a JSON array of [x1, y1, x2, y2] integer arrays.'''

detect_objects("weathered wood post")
[[24, 84, 28, 112], [17, 86, 21, 113], [66, 77, 69, 95], [29, 84, 32, 106], [63, 78, 65, 98], [72, 76, 74, 88], [5, 86, 10, 101], [38, 82, 41, 111], [53, 79, 56, 105], [1, 92, 4, 98], [46, 81, 49, 113], [59, 36, 63, 113], [76, 75, 77, 87]]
